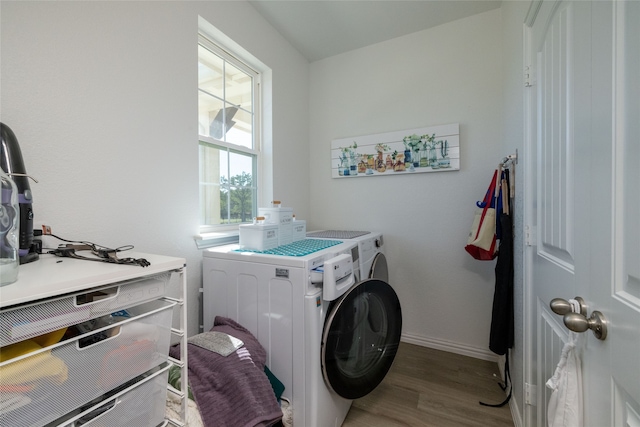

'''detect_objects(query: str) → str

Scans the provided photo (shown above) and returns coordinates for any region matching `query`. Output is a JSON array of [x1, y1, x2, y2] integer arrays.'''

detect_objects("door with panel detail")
[[525, 1, 640, 426]]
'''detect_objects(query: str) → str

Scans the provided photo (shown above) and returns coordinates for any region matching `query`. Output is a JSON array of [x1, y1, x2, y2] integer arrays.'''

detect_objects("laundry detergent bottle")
[[0, 170, 19, 286]]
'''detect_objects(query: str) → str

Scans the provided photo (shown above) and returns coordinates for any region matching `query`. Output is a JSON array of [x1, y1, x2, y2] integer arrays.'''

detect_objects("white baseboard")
[[400, 332, 499, 362]]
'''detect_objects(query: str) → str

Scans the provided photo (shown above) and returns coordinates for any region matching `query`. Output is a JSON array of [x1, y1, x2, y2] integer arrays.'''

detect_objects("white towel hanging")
[[546, 300, 584, 427]]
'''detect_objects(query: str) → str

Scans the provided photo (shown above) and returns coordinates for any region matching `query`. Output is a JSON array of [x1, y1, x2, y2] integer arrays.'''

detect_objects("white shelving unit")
[[0, 252, 188, 427], [165, 261, 189, 427]]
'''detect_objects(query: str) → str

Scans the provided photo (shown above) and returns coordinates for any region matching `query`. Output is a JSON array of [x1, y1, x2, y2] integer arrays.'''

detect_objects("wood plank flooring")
[[342, 342, 514, 427]]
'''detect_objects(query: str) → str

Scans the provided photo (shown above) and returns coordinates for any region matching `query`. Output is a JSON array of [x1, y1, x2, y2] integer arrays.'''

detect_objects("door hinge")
[[525, 225, 536, 246], [524, 65, 534, 87], [525, 383, 537, 406]]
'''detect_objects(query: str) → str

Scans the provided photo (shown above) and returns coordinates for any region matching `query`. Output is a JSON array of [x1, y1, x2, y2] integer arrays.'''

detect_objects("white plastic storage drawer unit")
[[0, 299, 174, 427], [58, 364, 170, 427], [0, 272, 170, 347]]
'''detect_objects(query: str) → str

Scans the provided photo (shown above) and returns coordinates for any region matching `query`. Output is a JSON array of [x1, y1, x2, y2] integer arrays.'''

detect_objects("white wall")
[[309, 9, 504, 359], [0, 0, 309, 336]]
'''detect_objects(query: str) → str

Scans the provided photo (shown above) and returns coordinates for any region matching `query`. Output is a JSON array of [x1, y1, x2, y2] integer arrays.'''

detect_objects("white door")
[[525, 1, 640, 426]]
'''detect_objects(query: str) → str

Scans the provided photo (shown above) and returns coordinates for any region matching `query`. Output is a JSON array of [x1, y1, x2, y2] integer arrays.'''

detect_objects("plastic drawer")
[[57, 364, 170, 427], [0, 299, 175, 427], [0, 272, 171, 347]]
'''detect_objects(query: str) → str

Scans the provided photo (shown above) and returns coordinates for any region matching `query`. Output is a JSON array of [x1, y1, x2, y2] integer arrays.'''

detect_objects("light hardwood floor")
[[342, 342, 514, 427]]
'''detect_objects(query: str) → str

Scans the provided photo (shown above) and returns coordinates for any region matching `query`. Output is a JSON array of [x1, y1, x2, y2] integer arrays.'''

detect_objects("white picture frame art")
[[331, 123, 459, 178]]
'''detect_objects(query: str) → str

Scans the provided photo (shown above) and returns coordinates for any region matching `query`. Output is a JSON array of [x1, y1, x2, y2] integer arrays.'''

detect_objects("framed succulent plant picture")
[[331, 123, 459, 178]]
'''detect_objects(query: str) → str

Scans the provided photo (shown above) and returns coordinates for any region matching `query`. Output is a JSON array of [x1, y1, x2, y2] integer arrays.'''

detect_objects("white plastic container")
[[292, 217, 306, 242], [258, 201, 293, 246], [239, 217, 279, 251]]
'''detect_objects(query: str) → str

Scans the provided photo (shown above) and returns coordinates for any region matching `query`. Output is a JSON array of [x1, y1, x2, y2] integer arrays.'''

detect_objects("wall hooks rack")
[[501, 149, 518, 167]]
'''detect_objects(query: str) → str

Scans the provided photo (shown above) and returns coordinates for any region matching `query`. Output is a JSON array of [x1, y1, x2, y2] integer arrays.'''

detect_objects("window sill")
[[195, 231, 239, 249]]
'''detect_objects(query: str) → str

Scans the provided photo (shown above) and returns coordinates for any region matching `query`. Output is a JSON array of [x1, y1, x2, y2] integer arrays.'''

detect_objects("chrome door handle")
[[550, 297, 587, 317], [563, 311, 607, 340], [549, 297, 608, 341]]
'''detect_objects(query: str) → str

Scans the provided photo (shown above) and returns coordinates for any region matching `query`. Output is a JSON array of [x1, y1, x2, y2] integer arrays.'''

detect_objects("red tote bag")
[[465, 170, 498, 260]]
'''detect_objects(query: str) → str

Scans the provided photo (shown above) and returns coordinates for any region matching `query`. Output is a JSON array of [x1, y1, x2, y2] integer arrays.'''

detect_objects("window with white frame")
[[198, 34, 260, 234]]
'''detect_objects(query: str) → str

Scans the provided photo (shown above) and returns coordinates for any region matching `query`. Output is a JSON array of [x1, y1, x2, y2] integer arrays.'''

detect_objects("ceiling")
[[249, 0, 503, 62]]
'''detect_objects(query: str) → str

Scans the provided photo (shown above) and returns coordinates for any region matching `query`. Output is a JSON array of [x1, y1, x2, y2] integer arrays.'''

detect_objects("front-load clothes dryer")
[[203, 239, 401, 427]]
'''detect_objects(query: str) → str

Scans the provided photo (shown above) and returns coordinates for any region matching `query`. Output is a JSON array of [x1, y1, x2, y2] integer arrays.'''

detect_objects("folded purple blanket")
[[169, 317, 282, 427]]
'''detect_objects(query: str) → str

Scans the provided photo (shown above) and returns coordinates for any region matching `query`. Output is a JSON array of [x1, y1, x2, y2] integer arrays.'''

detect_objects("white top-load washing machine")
[[203, 239, 402, 427]]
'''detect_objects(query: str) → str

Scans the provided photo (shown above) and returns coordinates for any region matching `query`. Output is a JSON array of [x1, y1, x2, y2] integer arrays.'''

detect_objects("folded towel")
[[0, 350, 68, 385], [188, 331, 243, 357]]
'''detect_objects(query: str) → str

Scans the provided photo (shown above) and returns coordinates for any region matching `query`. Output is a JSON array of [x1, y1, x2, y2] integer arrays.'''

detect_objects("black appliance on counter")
[[1, 123, 39, 264]]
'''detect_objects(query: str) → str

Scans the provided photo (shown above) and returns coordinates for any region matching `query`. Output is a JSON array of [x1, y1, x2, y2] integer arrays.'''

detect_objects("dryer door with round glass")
[[321, 278, 402, 399]]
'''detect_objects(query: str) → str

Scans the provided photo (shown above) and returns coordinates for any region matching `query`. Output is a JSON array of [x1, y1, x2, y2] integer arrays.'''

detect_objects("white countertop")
[[0, 252, 185, 309]]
